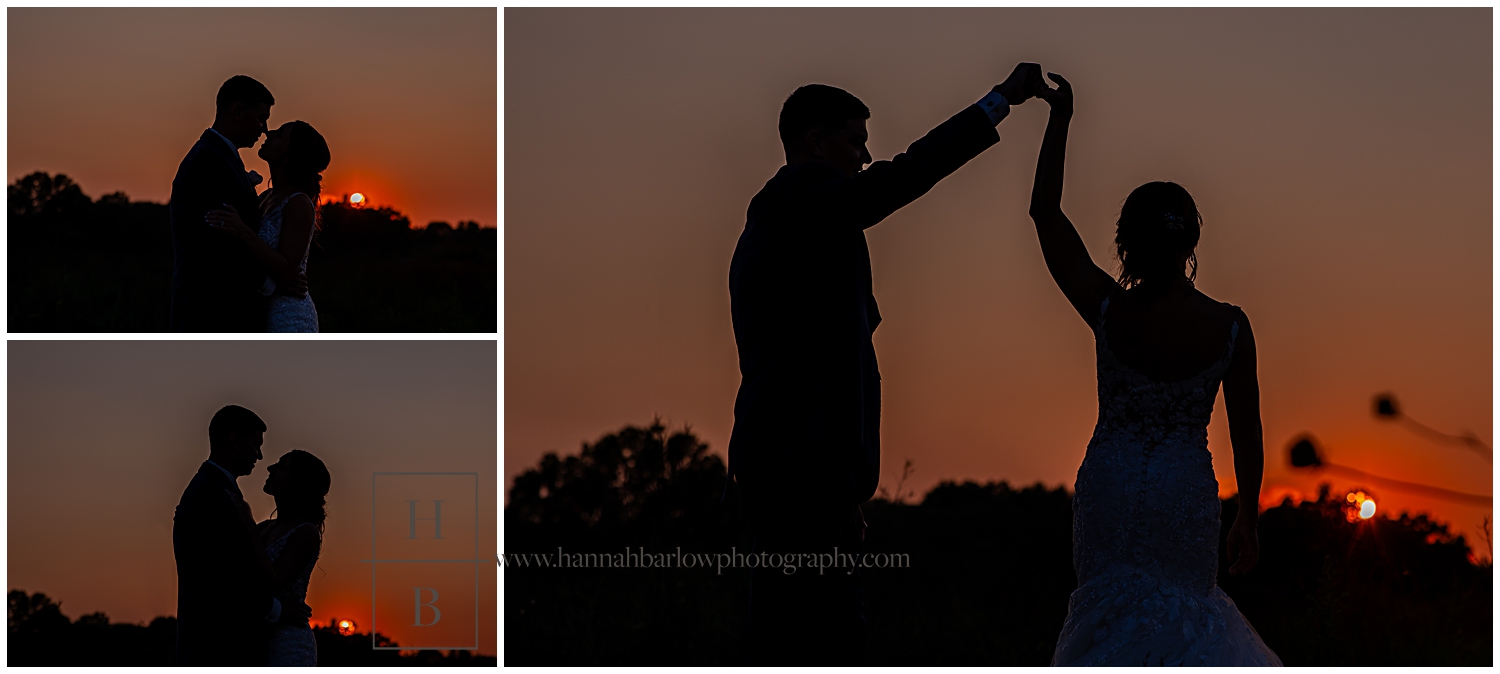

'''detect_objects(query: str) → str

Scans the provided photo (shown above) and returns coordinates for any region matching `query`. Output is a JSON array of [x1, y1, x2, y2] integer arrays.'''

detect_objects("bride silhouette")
[[1024, 72, 1282, 665], [237, 449, 330, 666], [207, 120, 331, 332]]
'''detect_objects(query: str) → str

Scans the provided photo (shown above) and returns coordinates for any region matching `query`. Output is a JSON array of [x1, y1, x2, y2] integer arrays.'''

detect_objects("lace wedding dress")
[[258, 192, 319, 332], [1052, 295, 1282, 666], [266, 522, 321, 666]]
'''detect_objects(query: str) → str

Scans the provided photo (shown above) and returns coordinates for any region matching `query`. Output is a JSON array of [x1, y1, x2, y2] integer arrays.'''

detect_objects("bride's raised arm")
[[1028, 73, 1115, 323]]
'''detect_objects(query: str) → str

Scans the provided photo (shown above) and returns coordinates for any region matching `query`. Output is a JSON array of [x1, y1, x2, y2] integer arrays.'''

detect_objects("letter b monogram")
[[413, 587, 441, 626]]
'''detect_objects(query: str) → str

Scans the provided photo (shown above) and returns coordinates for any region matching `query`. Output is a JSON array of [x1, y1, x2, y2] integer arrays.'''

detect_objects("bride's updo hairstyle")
[[282, 121, 331, 216], [275, 449, 331, 534], [1114, 181, 1202, 289]]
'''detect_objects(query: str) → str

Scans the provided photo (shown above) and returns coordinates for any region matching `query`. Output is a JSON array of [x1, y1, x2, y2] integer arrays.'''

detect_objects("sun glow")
[[1344, 491, 1377, 522], [349, 193, 366, 206], [336, 619, 357, 636]]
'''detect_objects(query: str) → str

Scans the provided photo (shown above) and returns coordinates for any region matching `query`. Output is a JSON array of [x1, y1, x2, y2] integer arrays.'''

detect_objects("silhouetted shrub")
[[7, 172, 495, 332], [1219, 488, 1491, 665], [505, 421, 1492, 666], [8, 590, 177, 666], [6, 590, 493, 666], [504, 421, 748, 665], [311, 622, 495, 666], [507, 419, 736, 548]]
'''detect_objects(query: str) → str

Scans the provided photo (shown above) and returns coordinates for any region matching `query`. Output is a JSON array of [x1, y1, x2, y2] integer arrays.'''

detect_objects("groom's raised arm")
[[833, 105, 999, 230], [812, 64, 1042, 230]]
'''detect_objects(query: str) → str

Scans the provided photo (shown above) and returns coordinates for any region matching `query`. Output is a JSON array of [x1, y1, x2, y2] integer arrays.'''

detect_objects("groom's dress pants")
[[745, 494, 865, 665]]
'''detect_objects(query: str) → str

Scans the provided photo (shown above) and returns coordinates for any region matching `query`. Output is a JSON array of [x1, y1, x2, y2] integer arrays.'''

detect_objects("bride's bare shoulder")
[[284, 524, 322, 556], [283, 193, 315, 217], [1187, 290, 1244, 321]]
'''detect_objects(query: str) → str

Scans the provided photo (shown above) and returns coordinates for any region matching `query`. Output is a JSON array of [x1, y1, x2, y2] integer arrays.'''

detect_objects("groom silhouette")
[[727, 63, 1042, 664], [169, 75, 301, 332], [173, 405, 310, 665]]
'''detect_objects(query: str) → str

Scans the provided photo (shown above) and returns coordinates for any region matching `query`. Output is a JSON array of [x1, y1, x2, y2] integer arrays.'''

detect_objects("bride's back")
[[1101, 285, 1241, 383]]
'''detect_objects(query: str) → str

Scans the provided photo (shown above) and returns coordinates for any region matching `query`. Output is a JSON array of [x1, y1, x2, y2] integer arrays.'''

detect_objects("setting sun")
[[1344, 491, 1377, 522], [349, 192, 365, 206]]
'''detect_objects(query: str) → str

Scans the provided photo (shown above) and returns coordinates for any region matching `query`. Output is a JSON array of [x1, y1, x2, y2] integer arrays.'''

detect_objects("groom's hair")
[[778, 84, 869, 150], [208, 405, 266, 447], [215, 75, 275, 114]]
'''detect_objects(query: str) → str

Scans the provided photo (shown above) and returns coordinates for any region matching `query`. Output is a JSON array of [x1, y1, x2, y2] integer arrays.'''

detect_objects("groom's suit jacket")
[[168, 130, 269, 332], [729, 104, 999, 514], [173, 461, 276, 665]]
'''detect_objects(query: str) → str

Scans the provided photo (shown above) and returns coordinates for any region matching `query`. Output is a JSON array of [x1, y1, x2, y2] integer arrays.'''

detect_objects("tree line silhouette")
[[6, 589, 494, 666], [8, 172, 496, 332], [505, 420, 1492, 665]]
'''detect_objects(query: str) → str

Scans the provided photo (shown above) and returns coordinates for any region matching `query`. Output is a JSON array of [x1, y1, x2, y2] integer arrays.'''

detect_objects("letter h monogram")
[[407, 500, 444, 539]]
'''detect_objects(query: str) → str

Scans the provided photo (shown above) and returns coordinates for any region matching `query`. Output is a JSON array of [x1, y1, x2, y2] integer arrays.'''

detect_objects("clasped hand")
[[994, 63, 1073, 117], [280, 599, 313, 625]]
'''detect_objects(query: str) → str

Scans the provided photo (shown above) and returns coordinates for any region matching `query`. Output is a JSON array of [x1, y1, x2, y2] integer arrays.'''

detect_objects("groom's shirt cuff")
[[258, 276, 276, 296], [976, 91, 1010, 125], [265, 597, 282, 623]]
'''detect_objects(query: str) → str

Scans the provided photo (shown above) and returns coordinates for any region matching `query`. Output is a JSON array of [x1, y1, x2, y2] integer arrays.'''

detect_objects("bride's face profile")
[[262, 457, 288, 495], [257, 124, 293, 163]]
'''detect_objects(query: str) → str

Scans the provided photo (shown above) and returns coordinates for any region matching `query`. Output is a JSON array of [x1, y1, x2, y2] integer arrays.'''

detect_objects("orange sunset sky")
[[506, 9, 1492, 548], [9, 8, 496, 228], [8, 341, 497, 654]]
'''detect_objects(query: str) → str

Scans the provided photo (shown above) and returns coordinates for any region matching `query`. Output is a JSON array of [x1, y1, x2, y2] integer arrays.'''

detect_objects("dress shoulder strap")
[[265, 190, 308, 210], [274, 521, 321, 547], [294, 520, 321, 539]]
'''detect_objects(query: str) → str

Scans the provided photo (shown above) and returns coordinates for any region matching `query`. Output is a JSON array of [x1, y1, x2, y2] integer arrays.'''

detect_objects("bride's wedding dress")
[[266, 522, 321, 666], [258, 192, 319, 332], [1052, 295, 1282, 666]]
